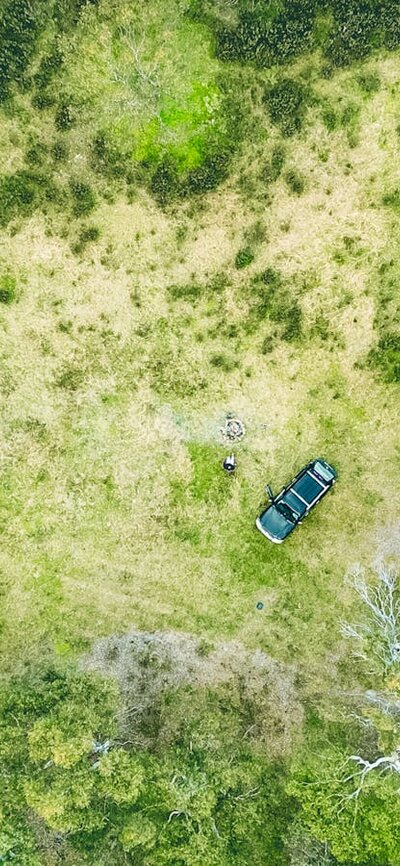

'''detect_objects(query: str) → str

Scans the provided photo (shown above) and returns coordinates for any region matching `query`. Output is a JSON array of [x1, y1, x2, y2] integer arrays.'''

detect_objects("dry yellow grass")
[[1, 52, 400, 690]]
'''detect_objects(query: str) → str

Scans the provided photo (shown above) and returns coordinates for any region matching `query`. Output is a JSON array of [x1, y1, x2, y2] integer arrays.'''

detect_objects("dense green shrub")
[[366, 332, 400, 383], [55, 364, 85, 391], [285, 169, 306, 195], [51, 140, 68, 162], [33, 50, 62, 90], [0, 0, 49, 101], [31, 90, 56, 109], [264, 79, 309, 137], [261, 335, 275, 354], [150, 158, 180, 206], [191, 0, 400, 69], [91, 131, 130, 179], [25, 141, 48, 167], [207, 0, 318, 67], [262, 145, 286, 184], [209, 352, 238, 371], [168, 283, 203, 301], [260, 267, 283, 290], [235, 246, 254, 269], [0, 273, 16, 304], [322, 106, 339, 131], [382, 188, 400, 212], [279, 301, 303, 340], [0, 170, 46, 226], [72, 224, 100, 255], [357, 69, 380, 94], [55, 102, 75, 131], [181, 149, 231, 196], [325, 0, 400, 68], [69, 180, 96, 216], [245, 268, 303, 340]]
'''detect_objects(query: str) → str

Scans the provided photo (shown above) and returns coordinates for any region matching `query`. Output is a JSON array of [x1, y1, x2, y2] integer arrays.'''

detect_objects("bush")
[[366, 332, 400, 383], [25, 141, 48, 166], [382, 189, 400, 213], [285, 169, 305, 195], [280, 302, 303, 341], [209, 352, 238, 371], [246, 268, 302, 340], [261, 335, 275, 354], [168, 283, 202, 301], [91, 132, 129, 179], [55, 364, 85, 391], [33, 50, 62, 90], [0, 273, 16, 304], [260, 267, 283, 290], [322, 107, 338, 132], [212, 1, 318, 67], [193, 0, 400, 70], [72, 224, 100, 254], [31, 90, 56, 109], [235, 246, 254, 269], [181, 149, 231, 197], [0, 0, 48, 101], [264, 78, 309, 137], [0, 170, 48, 225], [150, 158, 180, 207], [51, 140, 68, 162], [55, 102, 74, 131], [262, 144, 285, 184], [325, 2, 395, 68], [357, 70, 380, 94], [69, 180, 96, 216]]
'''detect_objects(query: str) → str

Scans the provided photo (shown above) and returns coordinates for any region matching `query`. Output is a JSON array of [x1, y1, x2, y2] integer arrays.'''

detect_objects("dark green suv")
[[256, 459, 337, 543]]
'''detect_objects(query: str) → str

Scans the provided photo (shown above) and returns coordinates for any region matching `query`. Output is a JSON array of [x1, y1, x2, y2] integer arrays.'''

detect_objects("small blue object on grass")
[[256, 601, 264, 610]]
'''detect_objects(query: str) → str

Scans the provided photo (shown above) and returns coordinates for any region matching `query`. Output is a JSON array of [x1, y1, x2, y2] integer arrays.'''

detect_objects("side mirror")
[[265, 485, 274, 501]]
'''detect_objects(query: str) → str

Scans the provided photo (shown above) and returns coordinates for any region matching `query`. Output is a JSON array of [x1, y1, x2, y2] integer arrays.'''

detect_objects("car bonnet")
[[259, 504, 294, 539]]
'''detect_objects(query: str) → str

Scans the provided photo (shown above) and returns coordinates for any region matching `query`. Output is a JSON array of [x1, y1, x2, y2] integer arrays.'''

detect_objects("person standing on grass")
[[222, 454, 237, 474]]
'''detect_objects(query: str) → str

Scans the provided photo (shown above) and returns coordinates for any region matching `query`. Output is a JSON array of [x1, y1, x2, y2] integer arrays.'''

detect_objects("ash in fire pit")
[[221, 415, 246, 441]]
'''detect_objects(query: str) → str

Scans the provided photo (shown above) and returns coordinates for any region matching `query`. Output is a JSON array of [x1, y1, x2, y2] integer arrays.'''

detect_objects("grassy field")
[[1, 45, 400, 703]]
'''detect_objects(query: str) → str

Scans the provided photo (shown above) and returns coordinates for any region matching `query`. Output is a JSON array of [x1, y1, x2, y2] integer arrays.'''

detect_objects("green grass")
[[0, 4, 399, 717]]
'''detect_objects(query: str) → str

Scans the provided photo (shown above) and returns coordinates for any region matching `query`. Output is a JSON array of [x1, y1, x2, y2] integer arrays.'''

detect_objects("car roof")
[[291, 471, 324, 505]]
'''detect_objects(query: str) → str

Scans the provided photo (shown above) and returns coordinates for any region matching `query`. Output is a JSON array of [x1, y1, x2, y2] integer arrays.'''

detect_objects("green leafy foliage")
[[0, 668, 294, 865], [192, 0, 400, 69], [289, 745, 400, 863], [0, 170, 44, 226], [0, 0, 48, 101], [235, 246, 255, 269], [285, 169, 306, 195], [245, 268, 303, 340], [262, 144, 286, 184], [0, 273, 16, 304], [264, 79, 309, 137], [366, 332, 400, 383], [69, 180, 96, 217]]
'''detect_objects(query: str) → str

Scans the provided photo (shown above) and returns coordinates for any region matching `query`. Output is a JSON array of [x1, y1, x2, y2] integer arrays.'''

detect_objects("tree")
[[341, 562, 400, 671], [0, 669, 293, 865], [288, 747, 400, 864], [288, 560, 400, 864]]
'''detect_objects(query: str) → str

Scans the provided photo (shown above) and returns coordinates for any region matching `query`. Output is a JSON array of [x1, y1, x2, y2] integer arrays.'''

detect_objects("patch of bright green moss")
[[61, 3, 230, 179]]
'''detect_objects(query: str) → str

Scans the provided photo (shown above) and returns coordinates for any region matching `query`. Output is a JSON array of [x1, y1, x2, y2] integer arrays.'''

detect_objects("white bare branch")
[[342, 562, 400, 670], [339, 750, 400, 807]]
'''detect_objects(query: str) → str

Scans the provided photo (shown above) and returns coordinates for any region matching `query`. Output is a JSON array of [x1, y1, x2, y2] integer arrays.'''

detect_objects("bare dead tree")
[[340, 750, 400, 807], [331, 561, 400, 810], [341, 562, 400, 671]]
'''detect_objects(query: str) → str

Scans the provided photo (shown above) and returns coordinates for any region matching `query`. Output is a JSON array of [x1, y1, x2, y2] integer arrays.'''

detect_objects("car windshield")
[[275, 501, 297, 524]]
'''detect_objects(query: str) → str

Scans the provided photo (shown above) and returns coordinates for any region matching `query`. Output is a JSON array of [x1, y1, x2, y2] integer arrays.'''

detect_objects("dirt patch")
[[82, 628, 303, 757]]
